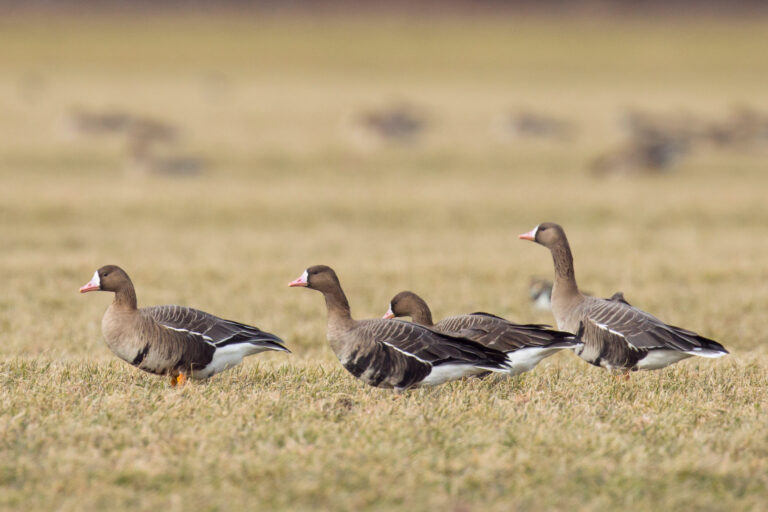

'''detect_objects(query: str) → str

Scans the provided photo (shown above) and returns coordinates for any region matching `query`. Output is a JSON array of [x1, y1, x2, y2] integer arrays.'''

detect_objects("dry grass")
[[1, 14, 767, 511]]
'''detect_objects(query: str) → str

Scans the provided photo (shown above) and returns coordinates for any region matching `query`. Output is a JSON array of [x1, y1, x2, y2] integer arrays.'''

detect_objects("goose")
[[590, 133, 690, 176], [518, 223, 728, 373], [529, 278, 619, 311], [359, 103, 426, 143], [65, 107, 133, 136], [529, 278, 553, 311], [125, 137, 206, 177], [288, 265, 511, 391], [505, 110, 574, 141], [382, 291, 581, 376], [80, 265, 288, 385]]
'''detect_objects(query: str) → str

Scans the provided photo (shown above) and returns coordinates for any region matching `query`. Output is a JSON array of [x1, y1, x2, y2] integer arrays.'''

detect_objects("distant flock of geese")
[[64, 108, 207, 177], [80, 223, 728, 390], [65, 103, 768, 178]]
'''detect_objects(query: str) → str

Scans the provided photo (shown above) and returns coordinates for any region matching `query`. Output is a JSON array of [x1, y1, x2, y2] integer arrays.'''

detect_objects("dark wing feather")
[[341, 334, 431, 390], [436, 313, 580, 352], [144, 305, 288, 352], [582, 298, 727, 354], [576, 315, 643, 369], [369, 319, 510, 369]]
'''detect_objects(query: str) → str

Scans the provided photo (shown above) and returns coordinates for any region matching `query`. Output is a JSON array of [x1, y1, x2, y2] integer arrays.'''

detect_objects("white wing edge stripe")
[[595, 322, 626, 338], [380, 340, 431, 365], [595, 322, 640, 351], [159, 323, 215, 344]]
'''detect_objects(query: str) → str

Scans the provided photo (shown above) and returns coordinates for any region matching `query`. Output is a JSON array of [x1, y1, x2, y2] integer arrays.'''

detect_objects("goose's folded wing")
[[144, 305, 287, 351], [363, 319, 509, 369], [581, 300, 726, 355], [440, 313, 579, 351]]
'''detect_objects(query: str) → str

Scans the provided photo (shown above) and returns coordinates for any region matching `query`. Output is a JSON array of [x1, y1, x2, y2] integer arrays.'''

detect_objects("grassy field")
[[1, 13, 768, 511]]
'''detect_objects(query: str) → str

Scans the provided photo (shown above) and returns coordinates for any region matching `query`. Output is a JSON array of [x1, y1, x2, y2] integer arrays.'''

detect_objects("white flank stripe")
[[685, 348, 728, 358], [159, 323, 214, 343], [420, 364, 486, 386], [191, 344, 263, 379], [635, 350, 692, 370], [380, 340, 430, 365], [505, 346, 564, 375]]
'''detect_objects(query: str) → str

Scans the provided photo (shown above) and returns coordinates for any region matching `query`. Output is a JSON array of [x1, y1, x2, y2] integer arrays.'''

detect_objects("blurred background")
[[1, 1, 767, 359]]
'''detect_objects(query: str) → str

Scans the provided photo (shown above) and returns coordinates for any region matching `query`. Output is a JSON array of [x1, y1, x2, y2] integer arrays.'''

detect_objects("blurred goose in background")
[[529, 278, 554, 311], [125, 134, 206, 177], [590, 133, 690, 176], [64, 107, 134, 136], [358, 102, 427, 143], [80, 265, 288, 385], [519, 223, 728, 374], [593, 108, 694, 176], [529, 278, 622, 311], [619, 109, 692, 140], [64, 108, 180, 155], [704, 106, 768, 148], [383, 291, 581, 376], [505, 109, 574, 141], [289, 265, 511, 391], [126, 116, 179, 145]]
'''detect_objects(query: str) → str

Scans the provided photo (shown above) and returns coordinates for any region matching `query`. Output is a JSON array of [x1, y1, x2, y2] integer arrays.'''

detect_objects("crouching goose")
[[80, 265, 288, 385], [518, 223, 728, 373], [288, 265, 511, 391], [383, 291, 581, 376]]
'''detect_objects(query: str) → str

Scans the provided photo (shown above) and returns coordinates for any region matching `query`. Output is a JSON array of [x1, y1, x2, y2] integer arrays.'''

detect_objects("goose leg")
[[169, 373, 188, 386], [613, 370, 630, 381]]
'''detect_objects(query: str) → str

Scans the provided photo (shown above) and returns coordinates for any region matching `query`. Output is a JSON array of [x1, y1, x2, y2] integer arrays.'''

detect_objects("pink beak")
[[288, 274, 308, 287], [79, 277, 100, 293], [518, 228, 537, 241], [382, 305, 395, 319]]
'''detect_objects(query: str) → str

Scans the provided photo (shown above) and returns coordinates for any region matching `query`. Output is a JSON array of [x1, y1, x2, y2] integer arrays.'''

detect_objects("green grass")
[[1, 13, 767, 511]]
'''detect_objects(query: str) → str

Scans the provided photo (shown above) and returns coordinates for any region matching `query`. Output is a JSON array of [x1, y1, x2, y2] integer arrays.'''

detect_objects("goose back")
[[436, 313, 578, 352]]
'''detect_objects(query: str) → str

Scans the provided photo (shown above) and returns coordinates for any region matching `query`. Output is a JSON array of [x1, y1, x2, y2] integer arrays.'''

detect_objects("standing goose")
[[518, 223, 728, 373], [288, 265, 511, 391], [383, 291, 581, 375], [80, 265, 288, 385]]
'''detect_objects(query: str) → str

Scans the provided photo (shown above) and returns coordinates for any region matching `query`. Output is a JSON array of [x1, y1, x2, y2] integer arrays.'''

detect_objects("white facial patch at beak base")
[[383, 305, 395, 319], [518, 224, 539, 241], [79, 270, 101, 293], [288, 269, 309, 287]]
